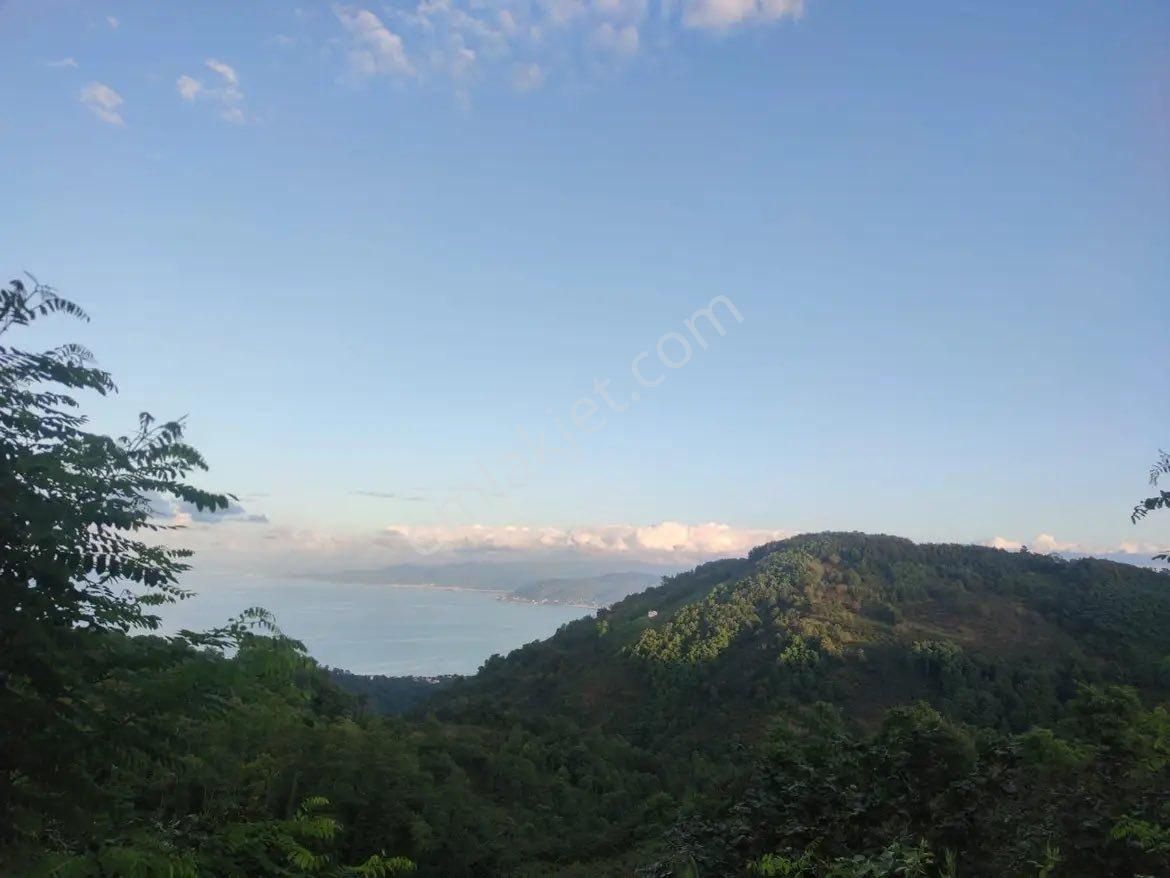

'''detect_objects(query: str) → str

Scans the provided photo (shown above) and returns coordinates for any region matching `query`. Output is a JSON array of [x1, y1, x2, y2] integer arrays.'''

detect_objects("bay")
[[160, 574, 591, 676]]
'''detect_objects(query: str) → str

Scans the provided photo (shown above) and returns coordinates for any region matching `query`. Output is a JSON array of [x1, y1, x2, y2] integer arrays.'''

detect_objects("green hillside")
[[422, 533, 1170, 875], [447, 533, 1170, 738]]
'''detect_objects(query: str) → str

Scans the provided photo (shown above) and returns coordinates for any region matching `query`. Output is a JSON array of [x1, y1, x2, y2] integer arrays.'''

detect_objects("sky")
[[1, 0, 1168, 575]]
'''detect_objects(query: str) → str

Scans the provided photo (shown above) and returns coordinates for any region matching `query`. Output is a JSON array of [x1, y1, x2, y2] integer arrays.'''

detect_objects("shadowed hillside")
[[438, 533, 1170, 737]]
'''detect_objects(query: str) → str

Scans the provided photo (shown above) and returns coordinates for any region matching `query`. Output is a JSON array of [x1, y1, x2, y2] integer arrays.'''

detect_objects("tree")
[[1131, 450, 1170, 561], [0, 276, 235, 851]]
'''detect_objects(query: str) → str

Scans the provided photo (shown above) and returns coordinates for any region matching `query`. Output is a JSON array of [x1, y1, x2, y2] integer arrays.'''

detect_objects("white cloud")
[[541, 0, 588, 27], [47, 57, 78, 69], [984, 534, 1084, 554], [1031, 533, 1080, 554], [152, 495, 268, 525], [593, 21, 639, 55], [513, 61, 544, 91], [1116, 540, 1167, 556], [164, 514, 790, 572], [442, 34, 477, 79], [176, 75, 202, 100], [592, 0, 649, 18], [205, 58, 239, 86], [984, 536, 1024, 551], [983, 534, 1079, 554], [153, 512, 1168, 579], [144, 516, 794, 578], [106, 15, 119, 29], [982, 533, 1166, 561], [385, 520, 789, 560], [79, 81, 124, 125], [176, 60, 246, 123], [635, 521, 781, 554], [324, 0, 809, 94], [683, 0, 803, 29], [334, 5, 415, 77]]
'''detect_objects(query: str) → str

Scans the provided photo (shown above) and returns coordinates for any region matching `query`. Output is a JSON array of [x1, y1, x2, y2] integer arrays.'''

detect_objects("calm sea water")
[[160, 575, 590, 676]]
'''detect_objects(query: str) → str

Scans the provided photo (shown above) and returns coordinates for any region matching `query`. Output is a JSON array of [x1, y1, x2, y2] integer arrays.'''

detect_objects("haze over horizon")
[[2, 0, 1167, 577]]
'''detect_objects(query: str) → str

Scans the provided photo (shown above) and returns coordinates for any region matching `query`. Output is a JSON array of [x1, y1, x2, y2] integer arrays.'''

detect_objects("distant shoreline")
[[496, 593, 603, 611], [294, 572, 635, 610], [351, 582, 510, 596], [335, 581, 598, 609], [375, 583, 598, 610]]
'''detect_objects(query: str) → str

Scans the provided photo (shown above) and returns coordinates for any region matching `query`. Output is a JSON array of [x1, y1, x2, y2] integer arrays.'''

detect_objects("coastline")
[[352, 581, 601, 610], [163, 580, 590, 676], [352, 582, 511, 596], [297, 576, 608, 610], [496, 593, 604, 611]]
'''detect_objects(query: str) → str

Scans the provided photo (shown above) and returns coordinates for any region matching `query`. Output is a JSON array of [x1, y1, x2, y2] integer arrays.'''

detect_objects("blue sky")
[[1, 0, 1167, 571]]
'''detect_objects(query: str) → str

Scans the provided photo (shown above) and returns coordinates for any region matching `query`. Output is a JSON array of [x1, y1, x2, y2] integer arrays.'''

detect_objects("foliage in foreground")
[[0, 279, 416, 876]]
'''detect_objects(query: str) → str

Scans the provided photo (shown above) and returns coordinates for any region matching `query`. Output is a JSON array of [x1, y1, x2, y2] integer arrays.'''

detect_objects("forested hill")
[[437, 532, 1170, 738], [413, 532, 1170, 874]]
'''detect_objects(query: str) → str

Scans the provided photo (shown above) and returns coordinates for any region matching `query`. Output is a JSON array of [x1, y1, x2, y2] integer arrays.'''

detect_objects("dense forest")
[[3, 277, 1170, 877], [327, 670, 456, 716]]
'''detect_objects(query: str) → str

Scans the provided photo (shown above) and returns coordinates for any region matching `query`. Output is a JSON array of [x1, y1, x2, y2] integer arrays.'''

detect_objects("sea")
[[159, 574, 591, 676]]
